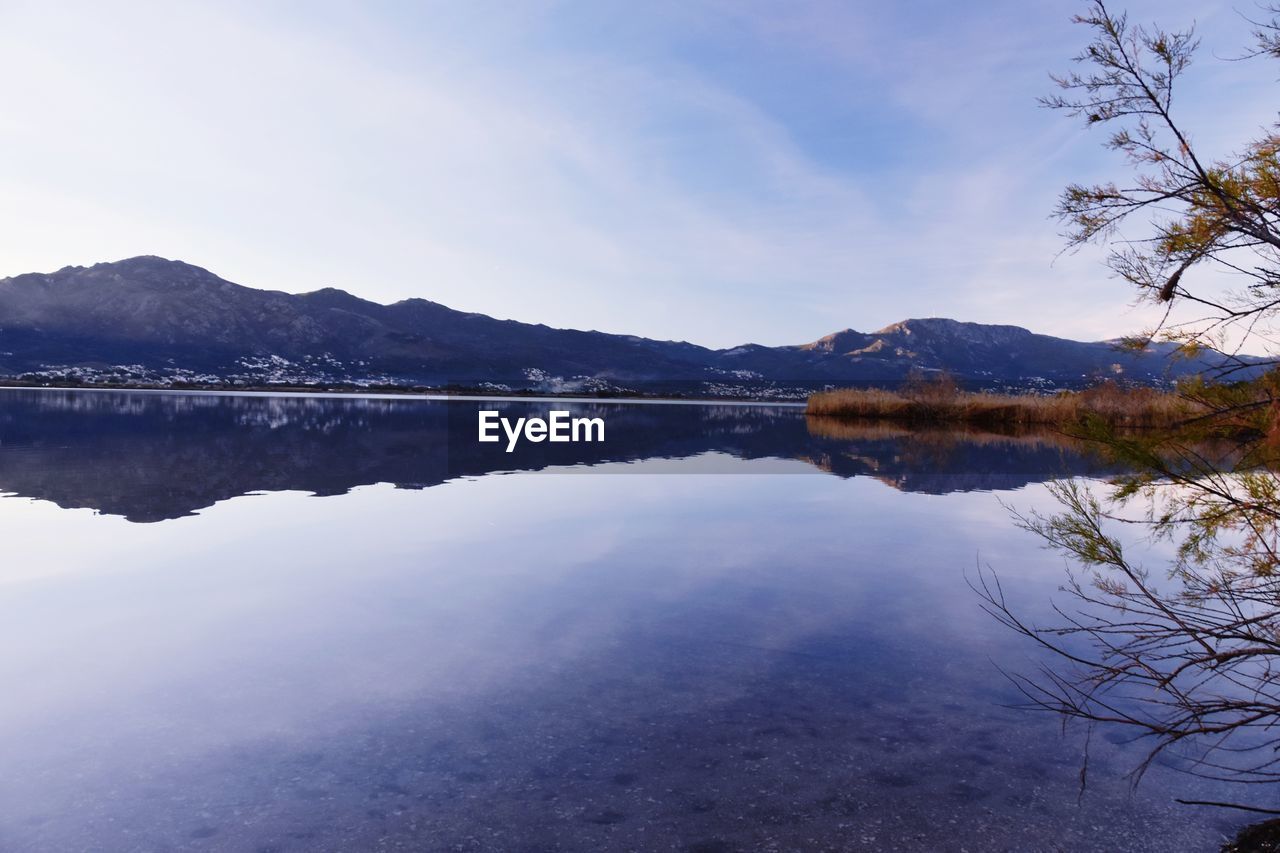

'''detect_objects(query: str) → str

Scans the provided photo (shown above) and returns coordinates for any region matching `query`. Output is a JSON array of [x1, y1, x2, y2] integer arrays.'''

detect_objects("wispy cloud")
[[0, 0, 1272, 347]]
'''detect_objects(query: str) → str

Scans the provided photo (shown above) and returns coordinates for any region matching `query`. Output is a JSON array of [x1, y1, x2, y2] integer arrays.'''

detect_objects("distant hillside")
[[0, 257, 1257, 396]]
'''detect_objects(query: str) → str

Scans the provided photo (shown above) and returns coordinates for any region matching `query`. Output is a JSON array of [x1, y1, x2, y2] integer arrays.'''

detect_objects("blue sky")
[[1, 0, 1274, 347]]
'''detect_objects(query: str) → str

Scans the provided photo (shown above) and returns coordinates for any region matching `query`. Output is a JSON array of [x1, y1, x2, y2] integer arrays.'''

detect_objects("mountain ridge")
[[0, 256, 1255, 397]]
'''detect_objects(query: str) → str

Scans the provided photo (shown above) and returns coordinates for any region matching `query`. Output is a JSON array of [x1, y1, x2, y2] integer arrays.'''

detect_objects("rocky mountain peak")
[[0, 257, 1257, 392]]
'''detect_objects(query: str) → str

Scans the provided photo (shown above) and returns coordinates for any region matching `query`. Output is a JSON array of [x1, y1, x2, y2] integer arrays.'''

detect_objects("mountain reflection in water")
[[0, 388, 1257, 852], [0, 389, 1113, 522]]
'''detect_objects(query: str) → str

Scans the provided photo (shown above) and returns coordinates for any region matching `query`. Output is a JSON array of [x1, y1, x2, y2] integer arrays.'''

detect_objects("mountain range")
[[0, 391, 1114, 522], [0, 256, 1253, 397]]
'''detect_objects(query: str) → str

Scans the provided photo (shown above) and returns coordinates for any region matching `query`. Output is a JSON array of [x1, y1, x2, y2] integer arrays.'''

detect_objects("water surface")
[[0, 390, 1253, 851]]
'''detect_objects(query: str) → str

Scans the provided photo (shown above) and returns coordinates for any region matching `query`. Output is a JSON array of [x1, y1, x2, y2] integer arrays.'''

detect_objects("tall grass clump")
[[806, 374, 1194, 430]]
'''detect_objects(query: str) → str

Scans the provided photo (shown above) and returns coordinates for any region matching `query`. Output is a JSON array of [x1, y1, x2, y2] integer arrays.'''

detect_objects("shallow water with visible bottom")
[[0, 389, 1260, 851]]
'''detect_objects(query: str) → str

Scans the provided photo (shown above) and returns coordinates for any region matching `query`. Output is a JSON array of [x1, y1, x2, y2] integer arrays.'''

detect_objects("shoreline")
[[0, 384, 808, 408]]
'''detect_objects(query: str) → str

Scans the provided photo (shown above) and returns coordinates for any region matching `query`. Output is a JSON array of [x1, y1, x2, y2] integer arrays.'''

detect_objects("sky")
[[0, 0, 1275, 348]]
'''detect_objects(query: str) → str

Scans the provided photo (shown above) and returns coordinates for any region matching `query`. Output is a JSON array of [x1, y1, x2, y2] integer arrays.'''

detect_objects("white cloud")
[[0, 0, 1274, 349]]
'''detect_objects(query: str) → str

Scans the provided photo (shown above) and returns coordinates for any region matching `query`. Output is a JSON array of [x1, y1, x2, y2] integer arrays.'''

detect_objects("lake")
[[0, 389, 1257, 851]]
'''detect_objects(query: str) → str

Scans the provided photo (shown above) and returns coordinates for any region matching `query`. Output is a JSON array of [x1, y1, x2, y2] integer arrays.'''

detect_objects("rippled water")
[[0, 389, 1256, 851]]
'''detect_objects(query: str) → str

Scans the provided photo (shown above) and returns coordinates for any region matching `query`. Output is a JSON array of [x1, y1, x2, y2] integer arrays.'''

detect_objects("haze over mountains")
[[0, 257, 1252, 397]]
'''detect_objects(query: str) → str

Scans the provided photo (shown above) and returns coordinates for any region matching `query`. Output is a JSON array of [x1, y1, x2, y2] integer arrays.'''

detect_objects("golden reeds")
[[805, 381, 1194, 430]]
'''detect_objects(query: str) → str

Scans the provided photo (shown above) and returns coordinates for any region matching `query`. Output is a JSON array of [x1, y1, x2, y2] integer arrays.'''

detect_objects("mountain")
[[0, 256, 1255, 396], [0, 391, 1115, 522]]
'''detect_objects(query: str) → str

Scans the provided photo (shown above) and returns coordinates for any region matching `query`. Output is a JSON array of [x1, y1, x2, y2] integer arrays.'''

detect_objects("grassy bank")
[[805, 381, 1193, 430]]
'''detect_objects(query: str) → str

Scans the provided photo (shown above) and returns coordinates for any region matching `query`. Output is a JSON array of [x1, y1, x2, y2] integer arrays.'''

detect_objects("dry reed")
[[805, 381, 1194, 430]]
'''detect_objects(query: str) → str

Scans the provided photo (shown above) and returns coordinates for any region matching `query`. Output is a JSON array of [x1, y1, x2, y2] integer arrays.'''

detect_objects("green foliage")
[[981, 2, 1280, 799], [1043, 2, 1280, 340]]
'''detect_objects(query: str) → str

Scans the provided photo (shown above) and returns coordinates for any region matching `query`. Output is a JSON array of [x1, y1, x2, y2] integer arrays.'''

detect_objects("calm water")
[[0, 389, 1257, 851]]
